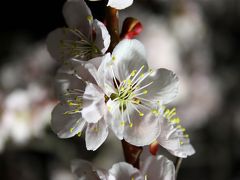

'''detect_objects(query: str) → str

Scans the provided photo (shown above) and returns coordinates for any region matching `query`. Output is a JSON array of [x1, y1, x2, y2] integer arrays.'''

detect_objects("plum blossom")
[[71, 155, 175, 180], [51, 59, 108, 151], [84, 39, 179, 146], [156, 107, 195, 158], [47, 0, 110, 62], [88, 0, 134, 10]]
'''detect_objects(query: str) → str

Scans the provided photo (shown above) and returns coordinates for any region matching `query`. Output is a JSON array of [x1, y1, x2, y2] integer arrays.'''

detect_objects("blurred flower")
[[84, 39, 179, 146], [88, 0, 134, 10], [71, 155, 175, 180], [0, 84, 55, 152], [47, 0, 110, 62]]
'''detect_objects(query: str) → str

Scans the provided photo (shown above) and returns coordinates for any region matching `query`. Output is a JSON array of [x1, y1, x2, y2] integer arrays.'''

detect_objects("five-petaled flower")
[[84, 39, 179, 146], [47, 0, 110, 62]]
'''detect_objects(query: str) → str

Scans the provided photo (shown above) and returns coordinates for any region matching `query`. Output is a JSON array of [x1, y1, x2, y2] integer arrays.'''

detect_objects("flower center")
[[108, 64, 158, 127], [60, 27, 101, 60]]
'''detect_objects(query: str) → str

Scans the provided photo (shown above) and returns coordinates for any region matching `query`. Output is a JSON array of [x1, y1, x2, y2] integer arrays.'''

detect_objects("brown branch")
[[121, 140, 143, 169], [105, 7, 120, 52]]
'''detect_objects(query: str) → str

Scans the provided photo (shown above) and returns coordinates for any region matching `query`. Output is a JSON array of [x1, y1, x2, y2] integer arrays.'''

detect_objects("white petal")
[[141, 68, 179, 104], [93, 19, 111, 54], [84, 56, 105, 86], [51, 103, 85, 138], [111, 39, 147, 81], [141, 155, 175, 180], [46, 28, 76, 61], [106, 100, 124, 140], [55, 66, 86, 101], [157, 118, 195, 158], [107, 0, 134, 10], [97, 53, 116, 95], [63, 0, 92, 36], [71, 160, 99, 180], [108, 162, 142, 180], [85, 119, 108, 151], [123, 107, 161, 146], [82, 83, 105, 123]]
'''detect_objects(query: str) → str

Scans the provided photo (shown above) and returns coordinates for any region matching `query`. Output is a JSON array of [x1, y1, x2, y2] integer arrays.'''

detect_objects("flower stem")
[[121, 140, 143, 169], [175, 157, 183, 179]]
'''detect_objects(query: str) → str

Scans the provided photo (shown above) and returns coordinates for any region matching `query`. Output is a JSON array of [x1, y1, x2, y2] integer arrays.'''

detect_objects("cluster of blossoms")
[[47, 0, 195, 179]]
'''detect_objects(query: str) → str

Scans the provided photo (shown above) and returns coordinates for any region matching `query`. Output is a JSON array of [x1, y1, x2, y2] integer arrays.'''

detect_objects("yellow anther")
[[143, 90, 148, 94], [141, 65, 145, 69], [180, 141, 184, 145], [120, 87, 125, 91], [77, 131, 82, 137], [112, 55, 116, 61], [170, 117, 180, 124], [129, 123, 133, 128], [120, 121, 125, 126], [151, 109, 159, 116], [70, 128, 74, 133], [127, 79, 132, 85], [176, 125, 182, 129], [181, 127, 186, 132], [140, 73, 145, 78], [87, 15, 93, 22], [139, 112, 144, 117], [130, 70, 137, 77], [184, 134, 189, 138]]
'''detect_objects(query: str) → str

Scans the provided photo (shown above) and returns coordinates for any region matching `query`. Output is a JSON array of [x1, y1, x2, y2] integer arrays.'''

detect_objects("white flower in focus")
[[88, 0, 134, 10], [84, 39, 179, 146], [47, 0, 110, 62], [157, 107, 195, 158], [71, 155, 175, 180], [51, 59, 108, 151]]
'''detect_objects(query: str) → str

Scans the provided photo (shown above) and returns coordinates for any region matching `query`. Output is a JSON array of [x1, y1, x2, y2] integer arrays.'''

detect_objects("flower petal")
[[71, 160, 99, 180], [141, 155, 175, 180], [82, 83, 105, 123], [141, 68, 179, 104], [108, 162, 142, 180], [107, 0, 134, 10], [63, 0, 92, 36], [85, 119, 108, 151], [55, 65, 87, 101], [123, 107, 161, 146], [157, 118, 195, 158], [111, 39, 147, 81], [93, 19, 111, 54], [46, 28, 75, 61], [51, 103, 85, 138], [106, 100, 125, 140]]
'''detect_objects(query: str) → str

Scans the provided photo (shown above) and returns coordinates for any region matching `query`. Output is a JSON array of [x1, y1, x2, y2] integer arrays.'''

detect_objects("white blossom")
[[71, 155, 175, 180], [47, 0, 110, 62], [88, 0, 134, 10], [83, 39, 179, 146], [51, 59, 108, 151]]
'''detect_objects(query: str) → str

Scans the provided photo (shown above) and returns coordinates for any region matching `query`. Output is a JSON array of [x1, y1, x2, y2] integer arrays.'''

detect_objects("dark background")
[[0, 0, 240, 179]]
